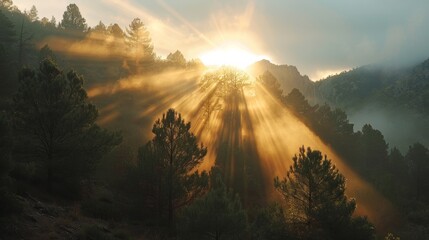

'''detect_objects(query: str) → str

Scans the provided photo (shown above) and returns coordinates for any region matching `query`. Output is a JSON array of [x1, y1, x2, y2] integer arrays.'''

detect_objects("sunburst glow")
[[200, 43, 269, 69]]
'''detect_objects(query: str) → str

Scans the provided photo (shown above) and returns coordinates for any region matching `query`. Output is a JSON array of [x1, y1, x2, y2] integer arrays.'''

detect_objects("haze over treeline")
[[1, 1, 429, 240]]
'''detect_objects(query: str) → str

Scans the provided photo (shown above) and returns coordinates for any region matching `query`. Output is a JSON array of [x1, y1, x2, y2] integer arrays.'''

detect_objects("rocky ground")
[[0, 191, 148, 240]]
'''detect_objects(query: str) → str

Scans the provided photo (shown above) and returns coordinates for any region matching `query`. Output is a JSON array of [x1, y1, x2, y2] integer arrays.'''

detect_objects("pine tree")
[[257, 70, 283, 99], [274, 146, 374, 239], [406, 143, 429, 201], [0, 0, 13, 10], [139, 108, 208, 233], [166, 50, 186, 68], [60, 4, 87, 32], [12, 59, 121, 194], [27, 5, 38, 22], [0, 9, 15, 72], [125, 18, 154, 69], [179, 169, 248, 240]]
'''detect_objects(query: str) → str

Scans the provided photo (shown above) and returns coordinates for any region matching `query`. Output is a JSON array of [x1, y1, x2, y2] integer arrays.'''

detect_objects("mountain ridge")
[[249, 58, 429, 150]]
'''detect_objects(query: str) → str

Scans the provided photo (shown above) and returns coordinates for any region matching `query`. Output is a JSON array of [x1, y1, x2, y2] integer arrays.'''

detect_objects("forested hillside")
[[1, 1, 429, 240], [249, 59, 315, 98], [251, 58, 429, 150]]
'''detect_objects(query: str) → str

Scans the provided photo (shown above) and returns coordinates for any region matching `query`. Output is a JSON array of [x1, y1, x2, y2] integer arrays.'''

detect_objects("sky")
[[12, 0, 429, 80]]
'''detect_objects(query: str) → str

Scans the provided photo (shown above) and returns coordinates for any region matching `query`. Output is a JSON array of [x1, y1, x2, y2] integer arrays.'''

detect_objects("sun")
[[199, 43, 269, 69]]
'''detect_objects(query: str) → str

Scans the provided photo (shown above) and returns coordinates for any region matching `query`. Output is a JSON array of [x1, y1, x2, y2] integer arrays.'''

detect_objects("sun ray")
[[88, 53, 400, 232]]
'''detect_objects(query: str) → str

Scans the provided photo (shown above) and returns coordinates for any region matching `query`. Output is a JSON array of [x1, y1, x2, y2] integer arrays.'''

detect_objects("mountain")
[[248, 59, 315, 97], [250, 58, 429, 150], [314, 59, 429, 114], [313, 59, 429, 150]]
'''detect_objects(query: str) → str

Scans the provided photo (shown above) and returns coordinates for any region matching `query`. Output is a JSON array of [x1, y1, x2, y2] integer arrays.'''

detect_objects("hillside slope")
[[248, 59, 315, 97], [248, 59, 429, 150]]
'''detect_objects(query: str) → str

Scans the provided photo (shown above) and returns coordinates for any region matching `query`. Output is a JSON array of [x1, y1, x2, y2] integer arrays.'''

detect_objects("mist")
[[349, 105, 429, 153]]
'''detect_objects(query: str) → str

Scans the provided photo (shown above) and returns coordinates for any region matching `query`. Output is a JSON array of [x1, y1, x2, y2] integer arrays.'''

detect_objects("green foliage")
[[138, 108, 208, 230], [358, 124, 389, 175], [346, 216, 375, 240], [60, 4, 87, 32], [0, 112, 12, 181], [12, 59, 121, 195], [251, 203, 291, 240], [26, 5, 38, 22], [406, 143, 429, 201], [179, 171, 248, 240], [274, 146, 372, 240], [0, 9, 15, 44], [0, 9, 16, 91], [0, 112, 22, 216], [315, 59, 429, 116], [39, 44, 56, 62]]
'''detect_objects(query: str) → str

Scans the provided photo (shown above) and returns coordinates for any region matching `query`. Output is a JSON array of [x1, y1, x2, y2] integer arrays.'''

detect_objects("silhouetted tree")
[[274, 146, 374, 240], [0, 0, 13, 10], [0, 9, 15, 78], [40, 17, 49, 25], [283, 88, 314, 116], [386, 147, 409, 200], [39, 44, 56, 62], [199, 67, 249, 98], [257, 70, 283, 99], [139, 108, 208, 233], [0, 112, 21, 216], [107, 23, 126, 56], [406, 143, 429, 201], [88, 21, 108, 45], [12, 59, 121, 194], [108, 23, 124, 39], [27, 5, 38, 22], [358, 124, 388, 175], [179, 169, 248, 240], [126, 18, 154, 69], [167, 50, 186, 68], [187, 58, 204, 69], [0, 9, 15, 53], [92, 21, 107, 34], [17, 15, 33, 67], [50, 16, 56, 27], [251, 203, 291, 240], [60, 4, 87, 32], [0, 112, 12, 186]]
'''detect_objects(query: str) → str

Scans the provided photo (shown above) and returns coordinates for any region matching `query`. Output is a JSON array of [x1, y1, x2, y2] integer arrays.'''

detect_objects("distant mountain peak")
[[248, 59, 314, 97]]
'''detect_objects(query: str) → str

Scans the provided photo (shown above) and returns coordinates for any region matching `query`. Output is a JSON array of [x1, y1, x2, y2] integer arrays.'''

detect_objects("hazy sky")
[[12, 0, 429, 80]]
